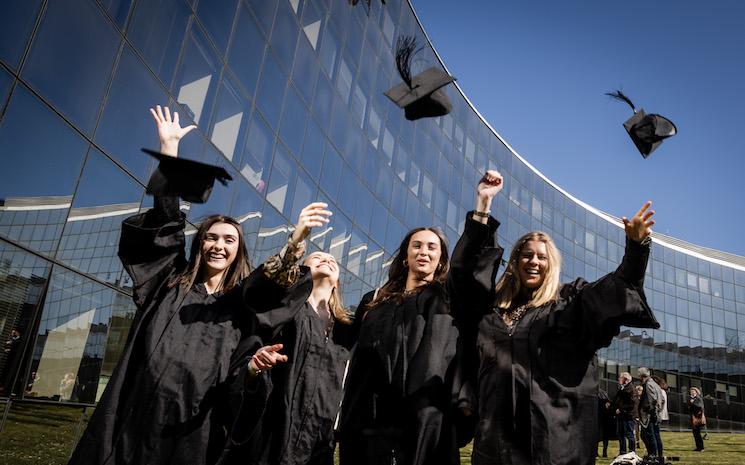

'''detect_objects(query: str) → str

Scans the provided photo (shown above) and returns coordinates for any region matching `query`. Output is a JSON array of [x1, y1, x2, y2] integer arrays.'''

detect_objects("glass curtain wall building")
[[0, 0, 744, 458]]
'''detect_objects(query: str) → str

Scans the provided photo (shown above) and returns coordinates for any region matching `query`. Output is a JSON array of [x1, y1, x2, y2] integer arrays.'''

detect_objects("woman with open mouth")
[[449, 169, 660, 465]]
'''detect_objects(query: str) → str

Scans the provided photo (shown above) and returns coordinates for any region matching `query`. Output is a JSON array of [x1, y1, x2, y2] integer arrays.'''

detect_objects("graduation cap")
[[384, 36, 455, 121], [606, 90, 677, 158], [142, 148, 232, 203]]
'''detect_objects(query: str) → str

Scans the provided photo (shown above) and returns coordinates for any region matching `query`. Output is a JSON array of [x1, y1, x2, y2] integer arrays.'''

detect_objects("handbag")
[[692, 411, 706, 427]]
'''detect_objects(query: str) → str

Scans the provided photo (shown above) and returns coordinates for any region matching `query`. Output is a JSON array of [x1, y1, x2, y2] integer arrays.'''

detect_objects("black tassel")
[[606, 90, 637, 113], [395, 35, 422, 88]]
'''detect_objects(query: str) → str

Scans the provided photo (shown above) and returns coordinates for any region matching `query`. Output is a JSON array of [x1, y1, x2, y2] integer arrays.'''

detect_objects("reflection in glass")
[[0, 85, 88, 255], [300, 0, 323, 50], [27, 266, 136, 404], [210, 78, 251, 162], [22, 0, 119, 133], [94, 46, 168, 182], [173, 25, 220, 127], [241, 112, 276, 193], [230, 180, 264, 262], [266, 145, 293, 215], [0, 241, 50, 397], [279, 86, 308, 156], [270, 0, 300, 72], [56, 149, 144, 285]]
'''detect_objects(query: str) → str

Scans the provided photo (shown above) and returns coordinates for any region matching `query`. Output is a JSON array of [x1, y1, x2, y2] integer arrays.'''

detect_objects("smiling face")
[[305, 251, 340, 284], [200, 222, 240, 277], [517, 239, 549, 289], [405, 229, 443, 282]]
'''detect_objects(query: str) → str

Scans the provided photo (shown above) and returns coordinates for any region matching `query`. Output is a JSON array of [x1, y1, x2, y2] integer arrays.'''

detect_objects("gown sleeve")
[[241, 236, 313, 339], [118, 194, 185, 308], [559, 237, 660, 352], [448, 212, 504, 325]]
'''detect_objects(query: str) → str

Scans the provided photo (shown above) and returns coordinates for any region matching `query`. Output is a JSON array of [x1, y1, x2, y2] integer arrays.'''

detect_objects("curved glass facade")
[[0, 0, 744, 459]]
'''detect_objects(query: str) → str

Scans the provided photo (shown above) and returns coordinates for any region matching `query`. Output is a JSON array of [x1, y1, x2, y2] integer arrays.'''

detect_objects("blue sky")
[[412, 0, 745, 257]]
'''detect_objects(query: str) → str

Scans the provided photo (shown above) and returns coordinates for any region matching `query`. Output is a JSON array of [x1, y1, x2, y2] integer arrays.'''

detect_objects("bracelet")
[[640, 235, 652, 246], [472, 210, 490, 218]]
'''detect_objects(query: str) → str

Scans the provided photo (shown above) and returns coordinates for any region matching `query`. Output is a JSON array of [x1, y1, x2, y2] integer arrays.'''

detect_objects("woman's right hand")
[[290, 202, 332, 244], [248, 344, 288, 377], [149, 105, 197, 157], [473, 170, 503, 223]]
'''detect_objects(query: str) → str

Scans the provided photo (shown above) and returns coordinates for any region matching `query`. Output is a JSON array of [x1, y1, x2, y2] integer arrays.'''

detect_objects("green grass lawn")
[[1, 402, 744, 465]]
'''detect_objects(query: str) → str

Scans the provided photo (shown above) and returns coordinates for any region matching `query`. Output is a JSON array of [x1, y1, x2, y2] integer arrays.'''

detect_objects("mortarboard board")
[[384, 36, 455, 121], [606, 90, 677, 158], [142, 148, 232, 203]]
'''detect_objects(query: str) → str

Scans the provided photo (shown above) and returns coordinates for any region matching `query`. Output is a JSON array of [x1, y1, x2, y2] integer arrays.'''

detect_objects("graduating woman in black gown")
[[337, 225, 471, 465], [69, 106, 326, 465], [220, 234, 358, 465], [449, 170, 660, 465]]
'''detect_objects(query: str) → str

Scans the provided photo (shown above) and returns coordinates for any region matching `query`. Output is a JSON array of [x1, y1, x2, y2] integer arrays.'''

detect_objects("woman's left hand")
[[291, 202, 332, 244], [623, 201, 655, 242]]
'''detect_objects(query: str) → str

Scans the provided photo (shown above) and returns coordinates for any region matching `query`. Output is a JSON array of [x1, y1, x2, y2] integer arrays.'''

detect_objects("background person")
[[688, 387, 706, 452], [614, 372, 637, 456]]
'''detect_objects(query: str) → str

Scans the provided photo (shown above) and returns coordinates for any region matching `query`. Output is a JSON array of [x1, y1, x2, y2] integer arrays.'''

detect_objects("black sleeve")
[[447, 212, 503, 325], [242, 264, 314, 340], [118, 195, 185, 308], [562, 237, 659, 352]]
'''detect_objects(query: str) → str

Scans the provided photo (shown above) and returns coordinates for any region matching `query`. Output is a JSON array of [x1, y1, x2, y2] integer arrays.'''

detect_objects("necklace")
[[499, 304, 531, 328]]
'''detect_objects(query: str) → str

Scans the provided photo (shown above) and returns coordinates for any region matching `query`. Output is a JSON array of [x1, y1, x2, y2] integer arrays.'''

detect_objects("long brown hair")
[[303, 252, 352, 324], [366, 227, 450, 309], [169, 215, 252, 292], [494, 231, 561, 310]]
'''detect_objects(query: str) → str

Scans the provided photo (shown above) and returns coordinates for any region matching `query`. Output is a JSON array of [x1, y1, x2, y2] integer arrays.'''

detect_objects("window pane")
[[270, 0, 300, 72], [209, 77, 251, 163], [26, 266, 136, 404], [56, 149, 144, 285], [240, 112, 275, 193], [255, 51, 287, 130], [279, 86, 308, 156], [172, 25, 220, 127], [197, 0, 239, 54], [94, 46, 169, 182], [0, 85, 88, 255], [227, 3, 265, 98], [0, 0, 43, 69], [128, 0, 191, 86], [0, 240, 51, 396], [23, 0, 119, 133]]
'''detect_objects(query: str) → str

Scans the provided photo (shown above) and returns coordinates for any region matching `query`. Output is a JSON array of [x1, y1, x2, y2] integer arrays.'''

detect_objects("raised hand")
[[249, 344, 288, 376], [622, 201, 655, 243], [149, 105, 197, 157], [291, 202, 332, 244], [477, 170, 504, 201], [473, 170, 503, 223]]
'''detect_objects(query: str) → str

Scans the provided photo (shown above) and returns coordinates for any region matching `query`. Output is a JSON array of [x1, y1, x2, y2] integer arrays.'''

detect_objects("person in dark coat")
[[613, 372, 637, 455], [597, 388, 616, 458], [220, 233, 358, 465], [68, 106, 320, 465], [448, 170, 660, 465], [336, 222, 468, 465], [687, 387, 705, 451]]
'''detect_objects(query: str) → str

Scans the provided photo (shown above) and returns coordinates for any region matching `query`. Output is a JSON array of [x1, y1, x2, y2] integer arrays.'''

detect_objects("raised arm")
[[567, 201, 659, 351], [448, 171, 505, 321], [118, 106, 197, 307]]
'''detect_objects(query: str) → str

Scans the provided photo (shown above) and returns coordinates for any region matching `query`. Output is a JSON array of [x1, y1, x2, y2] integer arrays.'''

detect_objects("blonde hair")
[[304, 253, 352, 325], [494, 231, 561, 310]]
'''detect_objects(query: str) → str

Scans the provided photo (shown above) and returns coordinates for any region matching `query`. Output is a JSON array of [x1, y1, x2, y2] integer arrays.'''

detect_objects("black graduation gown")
[[450, 215, 659, 465], [221, 302, 356, 465], [68, 195, 312, 465], [337, 282, 465, 465]]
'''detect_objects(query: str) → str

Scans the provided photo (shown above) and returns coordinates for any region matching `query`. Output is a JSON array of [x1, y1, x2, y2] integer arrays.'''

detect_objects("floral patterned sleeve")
[[262, 236, 307, 287]]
